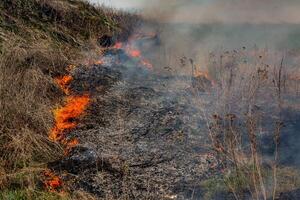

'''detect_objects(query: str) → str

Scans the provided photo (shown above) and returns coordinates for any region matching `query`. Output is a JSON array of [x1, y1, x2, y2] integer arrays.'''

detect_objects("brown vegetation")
[[198, 49, 300, 199], [0, 0, 139, 199]]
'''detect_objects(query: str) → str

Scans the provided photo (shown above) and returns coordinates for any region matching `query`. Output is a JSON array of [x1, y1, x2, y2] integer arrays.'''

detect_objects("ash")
[[48, 48, 220, 199]]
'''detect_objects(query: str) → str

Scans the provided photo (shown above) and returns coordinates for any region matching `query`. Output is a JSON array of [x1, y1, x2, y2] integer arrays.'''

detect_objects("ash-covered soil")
[[48, 49, 220, 199]]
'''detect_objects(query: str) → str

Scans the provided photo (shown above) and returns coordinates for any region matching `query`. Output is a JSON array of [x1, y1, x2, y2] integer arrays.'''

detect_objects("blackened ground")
[[47, 46, 300, 199], [48, 60, 221, 199], [276, 189, 300, 200]]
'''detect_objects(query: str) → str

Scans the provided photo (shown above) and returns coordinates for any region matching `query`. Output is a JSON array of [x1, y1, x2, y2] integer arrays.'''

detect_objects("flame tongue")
[[49, 95, 90, 142], [127, 49, 141, 58], [194, 70, 210, 80], [111, 36, 154, 70], [55, 75, 73, 95], [45, 68, 90, 192], [113, 42, 123, 49], [194, 69, 216, 86], [45, 33, 155, 192], [44, 169, 63, 192], [141, 59, 153, 70]]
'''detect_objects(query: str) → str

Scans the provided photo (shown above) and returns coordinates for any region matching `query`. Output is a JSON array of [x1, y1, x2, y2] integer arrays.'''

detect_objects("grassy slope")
[[0, 0, 139, 74], [0, 0, 139, 199]]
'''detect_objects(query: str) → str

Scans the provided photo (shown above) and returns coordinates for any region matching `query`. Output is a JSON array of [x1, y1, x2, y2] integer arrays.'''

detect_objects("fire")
[[44, 169, 63, 191], [194, 70, 210, 80], [63, 138, 79, 155], [49, 95, 90, 142], [194, 69, 216, 86], [127, 49, 141, 58], [64, 138, 79, 147], [113, 42, 123, 49], [112, 35, 155, 71], [51, 72, 90, 143], [45, 32, 156, 193], [141, 59, 153, 69], [45, 63, 90, 192], [94, 59, 104, 65], [55, 75, 73, 95]]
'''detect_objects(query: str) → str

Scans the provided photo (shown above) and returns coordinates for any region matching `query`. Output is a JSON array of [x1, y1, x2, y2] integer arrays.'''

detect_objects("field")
[[1, 0, 300, 200]]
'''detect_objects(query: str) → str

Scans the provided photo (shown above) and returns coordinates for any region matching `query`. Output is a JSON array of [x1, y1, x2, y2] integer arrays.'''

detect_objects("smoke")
[[135, 1, 300, 174], [139, 0, 300, 24], [119, 0, 300, 72], [89, 0, 300, 100], [90, 0, 300, 24], [87, 0, 300, 76]]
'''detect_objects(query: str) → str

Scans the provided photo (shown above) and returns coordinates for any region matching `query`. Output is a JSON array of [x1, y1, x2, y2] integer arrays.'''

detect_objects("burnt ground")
[[46, 46, 300, 199], [48, 48, 222, 199]]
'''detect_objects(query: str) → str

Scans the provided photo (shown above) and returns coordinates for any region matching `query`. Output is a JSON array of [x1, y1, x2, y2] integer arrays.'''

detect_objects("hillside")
[[0, 0, 139, 199], [1, 1, 300, 200]]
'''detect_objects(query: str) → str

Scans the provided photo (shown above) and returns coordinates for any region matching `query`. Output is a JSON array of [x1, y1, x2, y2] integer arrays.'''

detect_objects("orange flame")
[[194, 69, 216, 86], [113, 39, 154, 71], [49, 95, 90, 142], [63, 138, 79, 155], [64, 138, 79, 147], [46, 65, 91, 192], [128, 49, 141, 58], [55, 75, 73, 95], [44, 169, 63, 191], [94, 59, 104, 65], [194, 70, 210, 80], [113, 42, 123, 49], [141, 59, 153, 70]]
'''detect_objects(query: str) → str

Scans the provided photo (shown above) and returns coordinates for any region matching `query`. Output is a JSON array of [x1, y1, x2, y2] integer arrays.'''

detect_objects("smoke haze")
[[90, 0, 300, 69], [88, 0, 300, 179], [91, 0, 300, 24]]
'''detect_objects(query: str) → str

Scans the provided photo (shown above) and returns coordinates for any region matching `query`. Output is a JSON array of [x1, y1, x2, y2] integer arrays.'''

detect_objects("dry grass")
[[0, 40, 63, 190], [0, 0, 140, 198], [196, 48, 300, 199]]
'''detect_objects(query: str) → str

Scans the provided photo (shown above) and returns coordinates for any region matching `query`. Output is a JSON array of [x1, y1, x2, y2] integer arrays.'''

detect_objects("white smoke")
[[90, 0, 300, 24]]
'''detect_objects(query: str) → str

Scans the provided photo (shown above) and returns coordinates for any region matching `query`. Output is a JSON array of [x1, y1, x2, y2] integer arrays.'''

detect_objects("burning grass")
[[2, 1, 299, 199], [49, 95, 90, 142], [113, 39, 154, 70], [55, 75, 73, 95], [0, 0, 139, 198]]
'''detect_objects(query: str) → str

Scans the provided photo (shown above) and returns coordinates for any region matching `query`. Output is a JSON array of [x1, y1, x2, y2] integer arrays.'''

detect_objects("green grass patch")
[[0, 189, 70, 200]]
